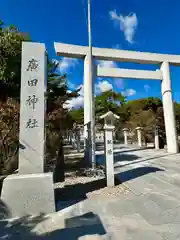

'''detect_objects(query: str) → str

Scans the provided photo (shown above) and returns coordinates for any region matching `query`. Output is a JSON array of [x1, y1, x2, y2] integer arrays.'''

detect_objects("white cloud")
[[109, 10, 138, 44], [60, 57, 79, 72], [122, 88, 136, 96], [95, 80, 113, 93], [63, 84, 84, 109], [97, 60, 124, 89], [53, 57, 79, 73], [144, 84, 151, 92], [64, 80, 114, 109], [67, 90, 72, 93], [97, 60, 117, 68]]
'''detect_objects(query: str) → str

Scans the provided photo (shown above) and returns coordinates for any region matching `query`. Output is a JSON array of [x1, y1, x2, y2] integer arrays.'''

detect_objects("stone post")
[[100, 111, 120, 187], [161, 61, 178, 153], [1, 42, 55, 218], [154, 127, 160, 150], [75, 125, 81, 152], [18, 44, 46, 174], [122, 128, 128, 146], [136, 127, 143, 147], [104, 125, 115, 187]]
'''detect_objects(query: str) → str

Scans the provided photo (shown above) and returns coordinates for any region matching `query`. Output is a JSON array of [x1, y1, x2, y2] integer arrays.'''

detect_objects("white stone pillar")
[[83, 55, 96, 166], [18, 42, 46, 174], [122, 128, 128, 145], [154, 127, 159, 150], [104, 125, 115, 187], [136, 127, 142, 147], [1, 42, 55, 218], [161, 61, 178, 153]]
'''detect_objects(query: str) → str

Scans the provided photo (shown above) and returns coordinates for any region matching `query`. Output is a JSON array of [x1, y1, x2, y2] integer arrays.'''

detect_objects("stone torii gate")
[[54, 42, 179, 154]]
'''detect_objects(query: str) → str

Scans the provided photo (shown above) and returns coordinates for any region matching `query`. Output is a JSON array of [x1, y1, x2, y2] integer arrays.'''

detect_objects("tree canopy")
[[0, 20, 30, 100], [69, 91, 180, 145], [0, 19, 80, 176]]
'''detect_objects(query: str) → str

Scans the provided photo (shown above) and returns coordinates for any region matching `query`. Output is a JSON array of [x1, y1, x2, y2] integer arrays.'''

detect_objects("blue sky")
[[1, 0, 180, 108]]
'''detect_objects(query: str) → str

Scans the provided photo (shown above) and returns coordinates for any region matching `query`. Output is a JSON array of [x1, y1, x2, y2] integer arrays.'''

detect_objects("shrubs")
[[0, 97, 68, 178], [0, 98, 19, 175]]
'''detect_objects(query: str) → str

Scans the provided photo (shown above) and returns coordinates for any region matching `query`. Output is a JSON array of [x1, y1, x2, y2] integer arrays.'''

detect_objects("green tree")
[[175, 102, 180, 135], [95, 90, 126, 118], [0, 20, 30, 100], [69, 107, 84, 125], [0, 19, 80, 176], [0, 20, 29, 175], [0, 98, 19, 175], [46, 59, 80, 181], [68, 90, 126, 125], [125, 97, 165, 145]]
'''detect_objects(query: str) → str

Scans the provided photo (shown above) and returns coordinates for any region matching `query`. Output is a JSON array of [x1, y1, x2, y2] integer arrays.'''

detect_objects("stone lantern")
[[154, 126, 160, 150], [122, 128, 129, 146], [135, 126, 143, 147], [100, 111, 120, 187]]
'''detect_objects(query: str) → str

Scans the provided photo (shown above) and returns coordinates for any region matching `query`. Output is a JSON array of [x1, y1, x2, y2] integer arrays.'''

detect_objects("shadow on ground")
[[114, 153, 140, 163], [96, 153, 140, 166], [116, 166, 164, 183], [0, 201, 106, 239], [55, 177, 120, 211]]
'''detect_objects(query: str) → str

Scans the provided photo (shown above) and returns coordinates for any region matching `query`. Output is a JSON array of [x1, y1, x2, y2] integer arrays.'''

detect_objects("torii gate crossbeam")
[[54, 42, 179, 157]]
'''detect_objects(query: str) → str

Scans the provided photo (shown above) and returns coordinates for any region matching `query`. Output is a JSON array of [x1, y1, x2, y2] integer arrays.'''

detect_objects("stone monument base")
[[1, 173, 55, 218]]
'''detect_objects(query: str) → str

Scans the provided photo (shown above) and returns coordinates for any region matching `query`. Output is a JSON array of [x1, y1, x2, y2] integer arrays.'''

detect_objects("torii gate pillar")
[[161, 61, 178, 153], [83, 55, 96, 166]]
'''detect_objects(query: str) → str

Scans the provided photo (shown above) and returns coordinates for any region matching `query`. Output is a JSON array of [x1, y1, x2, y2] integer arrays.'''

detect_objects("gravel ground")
[[54, 171, 129, 200]]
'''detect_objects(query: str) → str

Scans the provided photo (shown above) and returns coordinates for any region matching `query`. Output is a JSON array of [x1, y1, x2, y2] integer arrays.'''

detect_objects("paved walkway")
[[46, 147, 180, 239], [2, 147, 180, 239], [61, 147, 180, 239], [111, 148, 180, 239]]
